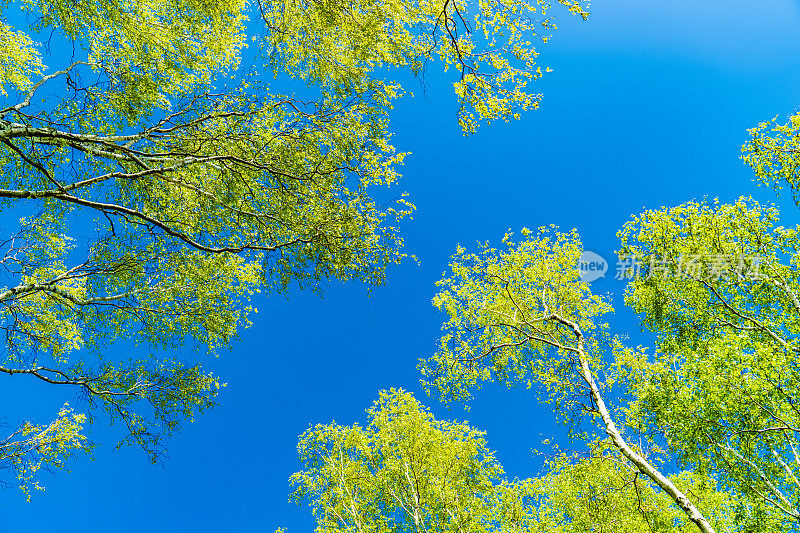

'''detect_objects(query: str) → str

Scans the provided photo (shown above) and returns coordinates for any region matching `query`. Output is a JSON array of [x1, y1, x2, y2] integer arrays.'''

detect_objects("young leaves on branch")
[[0, 0, 587, 497], [291, 389, 542, 533], [260, 0, 590, 132], [420, 227, 728, 532], [618, 197, 800, 528]]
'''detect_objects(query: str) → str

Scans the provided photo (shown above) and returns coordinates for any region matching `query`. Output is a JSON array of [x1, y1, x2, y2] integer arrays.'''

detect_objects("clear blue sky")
[[2, 1, 800, 531]]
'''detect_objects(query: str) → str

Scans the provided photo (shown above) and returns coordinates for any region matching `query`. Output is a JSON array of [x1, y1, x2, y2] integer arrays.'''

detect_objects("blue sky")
[[2, 0, 800, 531]]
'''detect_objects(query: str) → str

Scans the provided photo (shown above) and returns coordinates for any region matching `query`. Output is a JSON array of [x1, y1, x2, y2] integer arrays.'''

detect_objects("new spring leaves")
[[413, 197, 798, 532], [0, 0, 589, 496], [306, 201, 793, 533], [5, 0, 800, 530]]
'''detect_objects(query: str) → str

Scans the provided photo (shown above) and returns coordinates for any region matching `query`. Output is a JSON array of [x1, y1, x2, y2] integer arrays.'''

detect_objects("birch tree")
[[418, 227, 728, 533], [292, 391, 741, 533], [415, 188, 800, 532], [292, 389, 545, 533], [0, 0, 588, 495]]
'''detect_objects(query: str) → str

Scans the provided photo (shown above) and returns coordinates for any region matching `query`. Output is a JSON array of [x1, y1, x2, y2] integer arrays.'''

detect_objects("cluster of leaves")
[[534, 440, 741, 533], [742, 113, 800, 205], [292, 391, 744, 533], [21, 0, 249, 117], [0, 21, 43, 96], [617, 197, 800, 526], [0, 404, 87, 500], [291, 389, 543, 533], [261, 0, 589, 132], [418, 227, 610, 410]]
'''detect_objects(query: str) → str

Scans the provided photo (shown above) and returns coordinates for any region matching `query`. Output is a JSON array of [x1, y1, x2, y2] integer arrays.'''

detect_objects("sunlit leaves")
[[0, 21, 43, 96], [261, 0, 589, 133], [21, 0, 249, 116], [291, 389, 541, 533], [742, 113, 800, 204], [293, 392, 746, 533], [618, 197, 800, 350], [533, 440, 741, 533], [1, 404, 88, 501], [419, 227, 610, 408], [617, 197, 800, 528]]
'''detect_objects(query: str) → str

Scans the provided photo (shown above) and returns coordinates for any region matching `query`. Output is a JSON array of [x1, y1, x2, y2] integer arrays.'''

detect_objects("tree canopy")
[[414, 189, 800, 529], [291, 393, 741, 533], [296, 107, 800, 532], [0, 0, 588, 497], [292, 389, 542, 533]]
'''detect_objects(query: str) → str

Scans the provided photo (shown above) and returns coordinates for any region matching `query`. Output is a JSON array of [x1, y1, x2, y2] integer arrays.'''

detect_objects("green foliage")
[[0, 21, 43, 96], [418, 210, 800, 531], [617, 197, 800, 527], [0, 0, 589, 496], [618, 197, 795, 345], [0, 404, 88, 501], [261, 0, 589, 132], [742, 113, 800, 204], [534, 441, 741, 533], [291, 389, 542, 533], [419, 227, 610, 412], [292, 392, 745, 533], [22, 0, 249, 116]]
